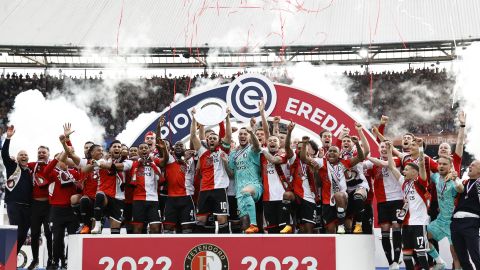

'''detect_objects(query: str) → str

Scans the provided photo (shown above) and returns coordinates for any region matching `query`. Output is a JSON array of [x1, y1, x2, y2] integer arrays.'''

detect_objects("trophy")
[[194, 98, 228, 126]]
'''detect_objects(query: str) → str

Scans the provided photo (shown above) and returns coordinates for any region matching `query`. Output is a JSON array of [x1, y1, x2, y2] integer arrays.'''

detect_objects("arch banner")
[[132, 74, 378, 157]]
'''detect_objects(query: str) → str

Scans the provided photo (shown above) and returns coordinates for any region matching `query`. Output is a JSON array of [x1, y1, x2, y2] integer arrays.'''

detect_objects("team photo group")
[[2, 100, 479, 270]]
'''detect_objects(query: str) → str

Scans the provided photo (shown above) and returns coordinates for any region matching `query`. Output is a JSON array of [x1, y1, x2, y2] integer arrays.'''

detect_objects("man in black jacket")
[[1, 125, 33, 254], [451, 160, 480, 270]]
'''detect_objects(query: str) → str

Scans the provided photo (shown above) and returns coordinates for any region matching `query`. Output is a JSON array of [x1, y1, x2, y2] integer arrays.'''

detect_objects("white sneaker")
[[432, 262, 446, 270], [91, 222, 102, 234], [337, 224, 346, 234], [389, 262, 400, 270]]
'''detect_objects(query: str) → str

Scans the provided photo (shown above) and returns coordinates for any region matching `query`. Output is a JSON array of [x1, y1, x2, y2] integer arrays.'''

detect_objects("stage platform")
[[67, 234, 374, 270]]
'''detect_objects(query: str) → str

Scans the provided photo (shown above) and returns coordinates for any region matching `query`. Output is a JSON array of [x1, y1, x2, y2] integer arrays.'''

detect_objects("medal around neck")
[[194, 98, 227, 126]]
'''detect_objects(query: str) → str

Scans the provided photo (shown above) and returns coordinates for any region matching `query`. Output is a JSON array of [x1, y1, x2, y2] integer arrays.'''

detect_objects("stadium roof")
[[0, 0, 479, 67]]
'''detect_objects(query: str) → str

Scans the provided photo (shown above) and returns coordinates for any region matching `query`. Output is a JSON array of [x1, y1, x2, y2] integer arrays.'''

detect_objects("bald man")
[[1, 125, 33, 254], [451, 160, 480, 270]]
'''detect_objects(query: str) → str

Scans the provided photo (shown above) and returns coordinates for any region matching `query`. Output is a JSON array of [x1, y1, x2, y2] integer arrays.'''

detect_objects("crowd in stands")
[[0, 67, 457, 139]]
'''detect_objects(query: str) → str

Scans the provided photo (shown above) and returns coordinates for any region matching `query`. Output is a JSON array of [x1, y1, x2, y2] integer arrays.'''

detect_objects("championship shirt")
[[28, 161, 50, 199], [80, 170, 98, 200], [399, 176, 430, 226], [42, 159, 81, 206], [197, 144, 230, 191], [364, 159, 403, 203], [260, 150, 290, 201], [228, 145, 262, 197], [290, 153, 317, 204], [130, 158, 161, 201], [98, 158, 133, 200], [340, 151, 369, 193], [315, 157, 349, 205], [164, 154, 195, 197], [430, 173, 457, 223]]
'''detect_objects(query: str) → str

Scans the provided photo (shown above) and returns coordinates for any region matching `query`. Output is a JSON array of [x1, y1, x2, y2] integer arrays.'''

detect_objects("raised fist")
[[458, 111, 466, 125], [250, 117, 257, 128], [354, 122, 362, 131], [159, 115, 166, 127], [385, 140, 392, 150], [351, 136, 359, 144], [6, 125, 15, 139], [380, 115, 389, 125], [273, 116, 281, 124], [287, 121, 295, 132], [302, 136, 310, 143]]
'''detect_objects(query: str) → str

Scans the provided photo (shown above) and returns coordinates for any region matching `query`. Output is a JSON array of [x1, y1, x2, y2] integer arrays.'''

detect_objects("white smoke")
[[116, 111, 160, 147], [6, 89, 105, 157], [285, 62, 372, 127], [453, 42, 480, 158]]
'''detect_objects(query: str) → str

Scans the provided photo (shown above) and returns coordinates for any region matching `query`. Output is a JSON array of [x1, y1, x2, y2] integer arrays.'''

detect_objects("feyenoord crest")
[[184, 243, 229, 270]]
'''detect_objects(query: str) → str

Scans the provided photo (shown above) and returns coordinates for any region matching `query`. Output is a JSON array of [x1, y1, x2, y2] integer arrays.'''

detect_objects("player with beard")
[[42, 135, 81, 270], [190, 108, 232, 234], [228, 126, 263, 233], [259, 135, 294, 233], [144, 131, 157, 155], [1, 125, 33, 255], [426, 156, 463, 270], [337, 123, 370, 234], [435, 111, 466, 174], [319, 129, 333, 155], [26, 144, 53, 269], [128, 143, 162, 234], [305, 127, 365, 234], [366, 141, 404, 270], [387, 141, 430, 270], [158, 140, 196, 234], [123, 146, 139, 234], [88, 140, 133, 234]]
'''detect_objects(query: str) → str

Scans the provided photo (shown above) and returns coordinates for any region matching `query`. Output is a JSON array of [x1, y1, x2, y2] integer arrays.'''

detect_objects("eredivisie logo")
[[184, 243, 229, 270]]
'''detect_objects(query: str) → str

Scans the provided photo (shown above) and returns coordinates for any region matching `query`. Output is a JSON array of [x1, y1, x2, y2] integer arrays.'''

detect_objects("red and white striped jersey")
[[315, 158, 349, 205], [98, 159, 132, 200], [339, 152, 369, 192], [364, 159, 403, 203], [164, 154, 195, 197], [130, 159, 161, 201], [400, 154, 438, 181], [260, 150, 290, 202], [80, 170, 98, 200], [290, 153, 317, 204], [400, 176, 430, 225], [197, 146, 230, 191]]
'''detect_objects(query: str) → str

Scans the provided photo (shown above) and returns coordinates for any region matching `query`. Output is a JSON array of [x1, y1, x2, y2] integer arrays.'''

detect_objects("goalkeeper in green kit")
[[228, 125, 263, 233]]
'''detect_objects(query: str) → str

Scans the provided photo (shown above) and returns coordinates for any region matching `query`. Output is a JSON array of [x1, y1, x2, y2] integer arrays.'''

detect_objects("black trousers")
[[451, 218, 480, 270], [7, 202, 31, 253], [30, 200, 53, 262], [50, 206, 79, 265]]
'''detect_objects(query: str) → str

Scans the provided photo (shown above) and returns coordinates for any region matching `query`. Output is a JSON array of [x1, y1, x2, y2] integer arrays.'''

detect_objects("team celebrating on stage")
[[2, 100, 479, 270]]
